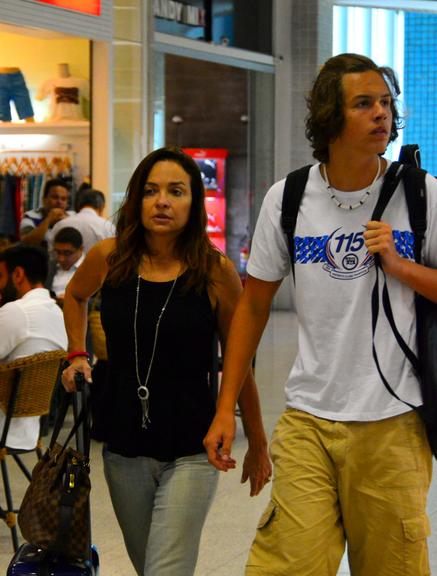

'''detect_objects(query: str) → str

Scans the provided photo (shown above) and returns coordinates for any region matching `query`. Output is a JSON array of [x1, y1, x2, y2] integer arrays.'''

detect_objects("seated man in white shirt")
[[51, 188, 115, 254], [0, 245, 67, 450], [47, 226, 84, 307]]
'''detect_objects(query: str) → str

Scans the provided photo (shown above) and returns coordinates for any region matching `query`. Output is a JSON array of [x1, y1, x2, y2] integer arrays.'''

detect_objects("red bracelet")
[[66, 351, 90, 362]]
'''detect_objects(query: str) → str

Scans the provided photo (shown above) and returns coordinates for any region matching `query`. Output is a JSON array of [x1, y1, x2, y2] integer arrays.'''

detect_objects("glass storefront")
[[150, 1, 275, 270], [112, 0, 143, 211]]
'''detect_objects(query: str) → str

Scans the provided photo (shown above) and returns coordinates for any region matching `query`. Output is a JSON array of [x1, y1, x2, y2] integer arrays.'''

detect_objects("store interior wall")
[[164, 54, 249, 268], [0, 29, 91, 192], [0, 30, 89, 122]]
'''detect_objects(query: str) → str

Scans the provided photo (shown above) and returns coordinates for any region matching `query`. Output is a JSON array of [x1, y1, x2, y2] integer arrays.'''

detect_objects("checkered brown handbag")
[[18, 385, 91, 560]]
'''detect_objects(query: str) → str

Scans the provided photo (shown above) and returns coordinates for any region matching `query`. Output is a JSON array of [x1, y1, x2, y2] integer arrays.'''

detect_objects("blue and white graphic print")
[[294, 227, 415, 280]]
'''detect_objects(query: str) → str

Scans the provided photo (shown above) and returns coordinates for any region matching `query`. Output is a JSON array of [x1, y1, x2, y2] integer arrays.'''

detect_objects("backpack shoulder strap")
[[280, 164, 312, 280], [371, 161, 404, 222], [402, 165, 427, 264], [398, 144, 421, 168]]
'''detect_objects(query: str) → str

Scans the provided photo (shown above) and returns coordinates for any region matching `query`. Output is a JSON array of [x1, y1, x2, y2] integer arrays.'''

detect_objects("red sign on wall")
[[33, 0, 101, 16]]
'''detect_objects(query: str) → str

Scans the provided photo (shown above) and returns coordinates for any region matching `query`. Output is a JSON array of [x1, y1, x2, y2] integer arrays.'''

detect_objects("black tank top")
[[100, 271, 216, 460]]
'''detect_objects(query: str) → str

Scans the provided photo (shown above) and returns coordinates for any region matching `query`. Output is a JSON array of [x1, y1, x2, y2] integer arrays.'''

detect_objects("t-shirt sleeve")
[[0, 304, 27, 360], [19, 215, 37, 234], [246, 179, 291, 281]]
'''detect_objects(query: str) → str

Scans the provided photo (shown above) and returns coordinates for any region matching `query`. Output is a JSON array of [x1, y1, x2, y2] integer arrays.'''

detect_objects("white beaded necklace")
[[322, 156, 382, 210]]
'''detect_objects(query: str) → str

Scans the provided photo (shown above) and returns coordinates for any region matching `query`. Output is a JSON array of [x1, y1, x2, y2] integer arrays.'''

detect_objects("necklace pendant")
[[140, 398, 151, 429], [137, 385, 149, 401]]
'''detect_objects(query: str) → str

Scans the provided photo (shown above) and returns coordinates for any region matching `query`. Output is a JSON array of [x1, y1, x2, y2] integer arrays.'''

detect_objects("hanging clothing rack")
[[0, 149, 75, 240], [0, 148, 72, 154]]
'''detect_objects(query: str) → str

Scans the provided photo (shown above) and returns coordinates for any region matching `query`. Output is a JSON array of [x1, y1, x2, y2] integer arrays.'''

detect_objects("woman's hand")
[[61, 357, 92, 392], [203, 411, 237, 472], [241, 444, 272, 497]]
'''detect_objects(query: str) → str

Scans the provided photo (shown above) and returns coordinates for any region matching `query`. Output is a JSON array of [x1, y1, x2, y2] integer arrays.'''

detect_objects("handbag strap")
[[49, 375, 91, 457]]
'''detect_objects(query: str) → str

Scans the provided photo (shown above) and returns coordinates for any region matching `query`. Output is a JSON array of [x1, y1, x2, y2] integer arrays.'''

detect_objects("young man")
[[51, 188, 115, 254], [47, 226, 84, 305], [204, 53, 437, 575], [0, 245, 67, 450], [20, 178, 74, 248]]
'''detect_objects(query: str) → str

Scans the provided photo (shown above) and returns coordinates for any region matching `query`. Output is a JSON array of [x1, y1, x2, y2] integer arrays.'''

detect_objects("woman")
[[61, 147, 271, 576]]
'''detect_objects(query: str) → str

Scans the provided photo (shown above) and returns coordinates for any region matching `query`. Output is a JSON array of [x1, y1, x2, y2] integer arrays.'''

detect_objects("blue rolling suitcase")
[[7, 544, 99, 576], [8, 377, 99, 575]]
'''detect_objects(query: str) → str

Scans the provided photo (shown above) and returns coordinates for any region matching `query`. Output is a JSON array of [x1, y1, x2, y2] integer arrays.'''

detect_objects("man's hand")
[[203, 411, 237, 472], [241, 445, 272, 497], [364, 220, 403, 277], [47, 208, 67, 227]]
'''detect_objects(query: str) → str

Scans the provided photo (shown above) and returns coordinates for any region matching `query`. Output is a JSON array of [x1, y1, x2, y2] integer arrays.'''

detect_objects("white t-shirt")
[[247, 161, 437, 422], [0, 288, 68, 449], [51, 253, 85, 298], [37, 76, 90, 121], [51, 207, 116, 254]]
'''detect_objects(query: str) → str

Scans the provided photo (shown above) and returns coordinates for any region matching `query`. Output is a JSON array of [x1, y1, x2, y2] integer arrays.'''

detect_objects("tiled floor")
[[1, 310, 436, 574]]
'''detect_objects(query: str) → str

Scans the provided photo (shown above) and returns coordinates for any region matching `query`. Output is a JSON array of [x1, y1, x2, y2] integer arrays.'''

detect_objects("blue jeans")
[[103, 447, 219, 576], [0, 71, 34, 121]]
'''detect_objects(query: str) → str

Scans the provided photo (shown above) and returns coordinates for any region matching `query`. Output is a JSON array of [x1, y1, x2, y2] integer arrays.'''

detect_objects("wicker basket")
[[0, 350, 66, 418]]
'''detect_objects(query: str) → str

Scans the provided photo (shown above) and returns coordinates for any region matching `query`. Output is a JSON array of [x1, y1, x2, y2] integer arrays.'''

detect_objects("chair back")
[[0, 350, 66, 418]]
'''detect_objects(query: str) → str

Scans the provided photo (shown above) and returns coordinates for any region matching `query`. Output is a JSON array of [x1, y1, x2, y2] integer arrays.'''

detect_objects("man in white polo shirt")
[[46, 226, 85, 307], [0, 245, 67, 450], [51, 188, 115, 254]]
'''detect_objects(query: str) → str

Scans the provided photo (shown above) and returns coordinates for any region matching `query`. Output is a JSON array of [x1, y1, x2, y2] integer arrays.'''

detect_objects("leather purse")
[[18, 383, 92, 559]]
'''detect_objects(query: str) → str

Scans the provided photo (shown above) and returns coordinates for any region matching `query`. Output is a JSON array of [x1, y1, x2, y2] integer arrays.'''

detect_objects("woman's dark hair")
[[107, 146, 221, 289], [305, 53, 404, 163]]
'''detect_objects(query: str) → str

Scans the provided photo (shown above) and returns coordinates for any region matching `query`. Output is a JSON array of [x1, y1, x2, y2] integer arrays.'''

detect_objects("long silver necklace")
[[134, 274, 178, 429], [322, 156, 381, 210]]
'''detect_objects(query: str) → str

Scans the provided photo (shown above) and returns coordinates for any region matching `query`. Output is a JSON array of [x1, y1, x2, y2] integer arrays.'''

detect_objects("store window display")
[[36, 63, 89, 121], [0, 67, 34, 122]]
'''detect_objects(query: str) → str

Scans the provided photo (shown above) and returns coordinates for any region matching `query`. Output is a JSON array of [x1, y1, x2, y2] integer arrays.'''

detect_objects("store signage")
[[153, 0, 205, 27], [30, 0, 101, 16]]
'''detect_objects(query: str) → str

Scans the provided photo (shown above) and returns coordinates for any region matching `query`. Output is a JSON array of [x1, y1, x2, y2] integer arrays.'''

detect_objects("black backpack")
[[280, 146, 437, 458]]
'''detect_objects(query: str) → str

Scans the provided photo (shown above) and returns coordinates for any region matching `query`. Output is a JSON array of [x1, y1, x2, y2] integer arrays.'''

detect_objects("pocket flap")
[[257, 500, 277, 529], [402, 514, 431, 542]]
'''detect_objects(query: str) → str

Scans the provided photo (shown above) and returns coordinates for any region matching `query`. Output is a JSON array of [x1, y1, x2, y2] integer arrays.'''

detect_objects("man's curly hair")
[[305, 53, 404, 163]]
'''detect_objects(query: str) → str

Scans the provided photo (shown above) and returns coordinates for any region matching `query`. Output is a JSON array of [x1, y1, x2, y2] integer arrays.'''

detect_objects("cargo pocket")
[[257, 500, 277, 530], [402, 514, 431, 575], [402, 514, 431, 542], [247, 501, 283, 573]]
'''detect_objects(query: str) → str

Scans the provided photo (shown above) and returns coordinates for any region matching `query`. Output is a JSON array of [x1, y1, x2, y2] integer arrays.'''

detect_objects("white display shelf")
[[0, 120, 90, 136]]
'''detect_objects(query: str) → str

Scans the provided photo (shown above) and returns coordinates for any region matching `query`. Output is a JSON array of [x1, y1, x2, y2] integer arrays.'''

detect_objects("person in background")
[[46, 226, 84, 306], [61, 146, 271, 576], [0, 244, 67, 449], [20, 178, 73, 249], [204, 53, 437, 575], [51, 188, 115, 254]]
